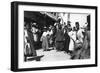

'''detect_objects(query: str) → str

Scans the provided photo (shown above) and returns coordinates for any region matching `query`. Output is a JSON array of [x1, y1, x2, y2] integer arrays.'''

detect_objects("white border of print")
[[18, 5, 95, 68]]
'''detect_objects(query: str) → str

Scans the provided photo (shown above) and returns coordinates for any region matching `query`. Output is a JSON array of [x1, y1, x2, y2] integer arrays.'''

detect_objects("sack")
[[24, 43, 33, 56], [74, 43, 82, 50]]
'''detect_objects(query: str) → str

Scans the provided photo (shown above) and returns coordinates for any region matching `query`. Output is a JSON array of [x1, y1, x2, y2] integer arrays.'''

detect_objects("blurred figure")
[[75, 22, 84, 44], [40, 27, 49, 51], [31, 23, 38, 42], [70, 22, 89, 59], [79, 23, 90, 59], [24, 22, 37, 61], [55, 24, 64, 51], [63, 25, 70, 53], [68, 27, 77, 54], [48, 26, 53, 48]]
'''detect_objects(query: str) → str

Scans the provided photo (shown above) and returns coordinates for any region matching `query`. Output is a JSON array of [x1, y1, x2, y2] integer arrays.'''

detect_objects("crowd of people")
[[24, 18, 90, 61], [40, 20, 90, 59]]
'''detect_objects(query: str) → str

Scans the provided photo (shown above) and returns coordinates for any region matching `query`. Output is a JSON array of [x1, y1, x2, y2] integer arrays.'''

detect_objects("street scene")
[[24, 11, 90, 62]]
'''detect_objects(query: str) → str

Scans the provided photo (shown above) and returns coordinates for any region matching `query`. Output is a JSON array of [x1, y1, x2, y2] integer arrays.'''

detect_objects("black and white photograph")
[[24, 11, 91, 62], [11, 2, 97, 71]]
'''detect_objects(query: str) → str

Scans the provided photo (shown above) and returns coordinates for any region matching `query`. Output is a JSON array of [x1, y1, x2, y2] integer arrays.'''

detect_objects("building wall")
[[60, 13, 88, 28], [70, 14, 88, 28]]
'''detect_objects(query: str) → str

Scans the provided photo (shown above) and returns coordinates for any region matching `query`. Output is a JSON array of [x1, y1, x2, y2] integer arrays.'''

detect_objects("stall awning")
[[24, 11, 57, 29], [40, 12, 58, 21]]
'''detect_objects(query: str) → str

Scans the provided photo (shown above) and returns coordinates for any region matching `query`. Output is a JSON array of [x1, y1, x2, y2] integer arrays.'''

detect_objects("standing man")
[[63, 26, 70, 53], [26, 23, 37, 57], [55, 24, 64, 51]]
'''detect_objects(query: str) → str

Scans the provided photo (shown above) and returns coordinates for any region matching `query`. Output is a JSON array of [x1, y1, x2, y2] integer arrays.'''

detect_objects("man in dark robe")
[[55, 24, 64, 51], [63, 26, 70, 53]]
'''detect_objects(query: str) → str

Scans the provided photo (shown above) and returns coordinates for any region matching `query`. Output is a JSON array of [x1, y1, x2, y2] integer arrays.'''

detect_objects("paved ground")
[[36, 48, 71, 61]]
